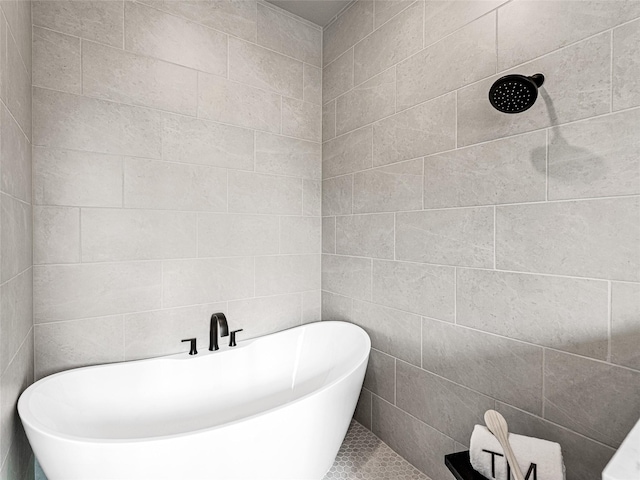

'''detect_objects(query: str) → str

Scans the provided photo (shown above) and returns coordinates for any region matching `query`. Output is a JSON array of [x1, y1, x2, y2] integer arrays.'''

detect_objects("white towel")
[[469, 425, 566, 480]]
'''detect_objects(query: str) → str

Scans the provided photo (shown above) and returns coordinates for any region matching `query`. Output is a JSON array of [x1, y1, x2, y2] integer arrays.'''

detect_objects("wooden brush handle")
[[484, 410, 525, 480]]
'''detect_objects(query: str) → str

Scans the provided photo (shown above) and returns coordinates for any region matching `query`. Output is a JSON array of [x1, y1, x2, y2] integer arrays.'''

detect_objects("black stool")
[[444, 451, 490, 480]]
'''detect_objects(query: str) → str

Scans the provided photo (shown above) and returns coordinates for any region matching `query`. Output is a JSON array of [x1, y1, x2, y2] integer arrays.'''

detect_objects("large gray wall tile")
[[303, 179, 321, 216], [364, 349, 395, 403], [280, 216, 322, 255], [354, 1, 423, 85], [255, 132, 321, 180], [4, 31, 31, 139], [544, 349, 640, 447], [613, 18, 640, 110], [396, 360, 495, 444], [255, 254, 321, 296], [497, 197, 640, 281], [33, 147, 122, 208], [228, 293, 302, 339], [323, 49, 354, 105], [322, 175, 353, 216], [33, 206, 80, 265], [0, 269, 32, 374], [457, 268, 609, 359], [422, 318, 543, 414], [322, 101, 336, 142], [548, 108, 640, 200], [228, 171, 302, 215], [353, 159, 423, 213], [82, 41, 198, 116], [336, 213, 395, 259], [124, 2, 227, 76], [397, 14, 496, 110], [323, 126, 372, 179], [33, 87, 162, 158], [372, 260, 455, 321], [257, 4, 321, 66], [395, 208, 494, 268], [321, 290, 353, 320], [302, 290, 321, 324], [124, 157, 227, 212], [423, 131, 547, 208], [32, 27, 81, 95], [354, 389, 372, 430], [198, 214, 279, 257], [458, 33, 611, 147], [34, 262, 162, 322], [323, 0, 374, 65], [322, 254, 372, 301], [352, 300, 421, 367], [282, 98, 321, 142], [303, 64, 321, 106], [0, 104, 31, 203], [336, 68, 396, 136], [229, 37, 303, 100], [375, 0, 414, 29], [611, 282, 640, 370], [373, 93, 455, 167], [0, 194, 31, 283], [322, 217, 336, 254]]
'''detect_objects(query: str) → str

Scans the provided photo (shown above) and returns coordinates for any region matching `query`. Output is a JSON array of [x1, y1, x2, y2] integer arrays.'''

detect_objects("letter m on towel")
[[481, 450, 538, 480]]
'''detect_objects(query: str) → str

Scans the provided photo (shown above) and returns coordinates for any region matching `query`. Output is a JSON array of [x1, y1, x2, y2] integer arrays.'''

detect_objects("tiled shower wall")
[[321, 1, 640, 479], [31, 0, 322, 380], [0, 0, 34, 477]]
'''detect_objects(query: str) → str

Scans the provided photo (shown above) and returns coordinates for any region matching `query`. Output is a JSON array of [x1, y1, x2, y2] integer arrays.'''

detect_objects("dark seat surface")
[[444, 451, 490, 480]]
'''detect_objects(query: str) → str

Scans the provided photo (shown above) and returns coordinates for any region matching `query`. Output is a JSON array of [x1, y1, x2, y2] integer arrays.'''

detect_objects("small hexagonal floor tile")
[[323, 421, 431, 480]]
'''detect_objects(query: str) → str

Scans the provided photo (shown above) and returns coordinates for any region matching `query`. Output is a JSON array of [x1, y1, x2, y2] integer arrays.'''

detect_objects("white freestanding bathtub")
[[18, 321, 370, 480]]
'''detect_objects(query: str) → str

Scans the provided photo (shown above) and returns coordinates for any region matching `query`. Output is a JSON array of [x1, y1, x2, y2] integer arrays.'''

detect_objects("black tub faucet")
[[209, 312, 229, 351]]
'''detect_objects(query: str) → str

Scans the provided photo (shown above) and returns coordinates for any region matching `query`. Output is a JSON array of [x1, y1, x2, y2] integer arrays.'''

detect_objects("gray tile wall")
[[31, 0, 322, 384], [322, 1, 640, 479], [0, 0, 33, 477]]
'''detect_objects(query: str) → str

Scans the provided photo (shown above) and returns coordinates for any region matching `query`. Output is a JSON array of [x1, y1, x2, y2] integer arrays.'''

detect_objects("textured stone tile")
[[281, 216, 321, 255], [32, 0, 123, 47], [197, 74, 281, 134], [336, 68, 395, 136], [496, 402, 615, 480], [229, 37, 303, 100], [323, 0, 374, 65], [302, 290, 321, 324], [548, 108, 640, 200], [35, 316, 124, 379], [373, 93, 455, 167], [424, 0, 505, 47], [33, 206, 80, 265], [303, 64, 322, 106], [124, 157, 227, 211], [397, 13, 495, 110], [323, 49, 354, 104], [457, 268, 609, 359], [396, 207, 494, 268], [422, 318, 543, 414], [197, 214, 279, 257], [162, 113, 254, 171], [611, 282, 640, 370], [1, 0, 31, 77], [353, 389, 372, 430], [322, 254, 372, 301], [228, 171, 302, 215], [0, 194, 32, 283], [613, 18, 640, 110], [228, 293, 302, 339], [396, 360, 495, 444], [124, 2, 227, 76], [354, 1, 423, 85], [364, 349, 396, 403], [34, 262, 162, 322], [257, 3, 321, 66], [352, 300, 421, 367], [458, 33, 611, 147], [33, 27, 81, 94], [497, 197, 640, 281], [282, 98, 322, 142], [336, 213, 395, 259], [323, 126, 372, 179], [255, 132, 321, 180], [498, 0, 640, 70], [162, 257, 253, 307], [33, 88, 162, 158], [424, 131, 546, 208], [0, 269, 32, 374], [372, 396, 456, 480], [254, 254, 320, 296], [139, 0, 257, 42], [545, 349, 640, 447], [321, 290, 352, 320], [81, 209, 197, 262], [83, 41, 197, 116], [124, 302, 225, 360], [372, 260, 455, 321], [303, 179, 321, 216], [4, 30, 31, 139], [353, 159, 422, 213], [375, 0, 415, 28], [323, 101, 336, 142], [322, 217, 336, 254], [322, 175, 353, 216], [0, 103, 31, 203]]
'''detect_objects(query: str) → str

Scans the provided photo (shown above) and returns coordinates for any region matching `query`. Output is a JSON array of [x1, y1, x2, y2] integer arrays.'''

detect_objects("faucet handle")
[[181, 338, 198, 355], [229, 329, 243, 347]]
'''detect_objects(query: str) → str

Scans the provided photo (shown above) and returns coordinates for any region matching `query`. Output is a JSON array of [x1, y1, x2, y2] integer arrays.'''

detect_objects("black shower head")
[[488, 73, 545, 114]]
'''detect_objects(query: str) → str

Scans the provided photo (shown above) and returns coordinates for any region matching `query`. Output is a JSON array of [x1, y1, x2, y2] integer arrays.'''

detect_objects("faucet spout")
[[209, 312, 229, 351]]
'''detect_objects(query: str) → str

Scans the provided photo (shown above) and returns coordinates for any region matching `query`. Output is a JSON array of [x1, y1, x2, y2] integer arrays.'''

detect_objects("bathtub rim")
[[19, 320, 371, 445]]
